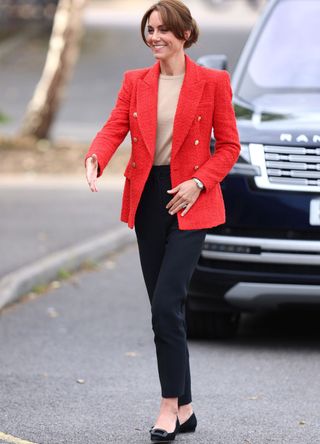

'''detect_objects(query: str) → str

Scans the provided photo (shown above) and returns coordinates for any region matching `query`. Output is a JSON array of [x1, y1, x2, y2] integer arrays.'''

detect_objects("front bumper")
[[189, 234, 320, 311], [224, 282, 320, 309]]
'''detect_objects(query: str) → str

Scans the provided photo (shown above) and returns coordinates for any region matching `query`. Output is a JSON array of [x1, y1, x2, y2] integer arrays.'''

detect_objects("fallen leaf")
[[51, 281, 61, 289], [125, 351, 139, 357], [105, 260, 116, 269], [47, 307, 59, 317]]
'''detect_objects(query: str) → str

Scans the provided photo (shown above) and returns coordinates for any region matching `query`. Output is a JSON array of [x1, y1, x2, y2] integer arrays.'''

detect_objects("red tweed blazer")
[[84, 54, 240, 230]]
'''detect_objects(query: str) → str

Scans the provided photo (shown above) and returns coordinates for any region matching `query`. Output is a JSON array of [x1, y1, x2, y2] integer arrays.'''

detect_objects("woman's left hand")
[[166, 179, 202, 216]]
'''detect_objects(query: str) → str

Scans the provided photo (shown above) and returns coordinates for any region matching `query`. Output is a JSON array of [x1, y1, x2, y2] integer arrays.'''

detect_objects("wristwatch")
[[192, 177, 204, 190]]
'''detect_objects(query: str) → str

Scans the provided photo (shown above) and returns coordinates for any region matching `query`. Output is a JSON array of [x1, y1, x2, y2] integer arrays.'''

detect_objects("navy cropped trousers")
[[134, 165, 207, 406]]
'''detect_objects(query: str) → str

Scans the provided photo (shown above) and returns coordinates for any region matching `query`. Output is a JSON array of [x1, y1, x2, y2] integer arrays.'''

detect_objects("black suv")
[[187, 0, 320, 338]]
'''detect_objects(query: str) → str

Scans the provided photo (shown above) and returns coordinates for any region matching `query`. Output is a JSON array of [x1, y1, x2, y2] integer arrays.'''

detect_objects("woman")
[[85, 0, 240, 441]]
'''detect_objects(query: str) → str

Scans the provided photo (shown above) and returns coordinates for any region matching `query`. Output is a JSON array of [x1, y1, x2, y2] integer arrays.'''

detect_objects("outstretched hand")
[[166, 179, 201, 216], [86, 154, 99, 192]]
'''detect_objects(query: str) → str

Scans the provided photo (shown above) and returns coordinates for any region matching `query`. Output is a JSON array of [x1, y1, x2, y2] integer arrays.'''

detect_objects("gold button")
[[194, 139, 199, 146], [133, 137, 138, 142], [197, 115, 202, 121], [133, 112, 138, 118], [194, 165, 199, 170], [131, 161, 136, 168]]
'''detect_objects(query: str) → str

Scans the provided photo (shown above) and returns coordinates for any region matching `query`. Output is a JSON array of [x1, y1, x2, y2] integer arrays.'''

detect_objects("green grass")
[[31, 283, 48, 294], [0, 111, 10, 124], [57, 268, 72, 280]]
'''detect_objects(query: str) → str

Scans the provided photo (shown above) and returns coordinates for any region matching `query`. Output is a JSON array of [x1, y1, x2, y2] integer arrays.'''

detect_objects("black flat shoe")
[[150, 417, 180, 442], [178, 411, 197, 433]]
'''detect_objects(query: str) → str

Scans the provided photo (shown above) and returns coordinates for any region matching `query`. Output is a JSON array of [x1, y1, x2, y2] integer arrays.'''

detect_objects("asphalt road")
[[1, 244, 320, 444]]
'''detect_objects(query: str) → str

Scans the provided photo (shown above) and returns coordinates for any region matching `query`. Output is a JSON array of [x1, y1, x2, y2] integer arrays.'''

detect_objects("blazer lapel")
[[136, 61, 160, 160], [171, 55, 206, 162]]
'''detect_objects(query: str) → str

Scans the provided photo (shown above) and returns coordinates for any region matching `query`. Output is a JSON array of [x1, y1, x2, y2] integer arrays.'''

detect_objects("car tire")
[[186, 304, 240, 339]]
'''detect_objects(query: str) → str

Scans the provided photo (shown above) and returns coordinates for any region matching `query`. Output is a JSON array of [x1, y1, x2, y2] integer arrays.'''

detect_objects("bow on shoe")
[[149, 417, 180, 442], [150, 428, 169, 438]]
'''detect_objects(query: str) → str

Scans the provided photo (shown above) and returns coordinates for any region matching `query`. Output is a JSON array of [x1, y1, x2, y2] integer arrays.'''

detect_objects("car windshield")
[[236, 0, 320, 117]]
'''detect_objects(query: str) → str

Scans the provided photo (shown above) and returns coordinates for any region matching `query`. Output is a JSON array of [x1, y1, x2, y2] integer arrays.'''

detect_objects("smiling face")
[[146, 10, 189, 62]]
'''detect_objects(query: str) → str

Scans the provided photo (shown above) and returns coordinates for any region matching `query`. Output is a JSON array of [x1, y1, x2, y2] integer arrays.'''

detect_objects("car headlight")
[[229, 144, 261, 177]]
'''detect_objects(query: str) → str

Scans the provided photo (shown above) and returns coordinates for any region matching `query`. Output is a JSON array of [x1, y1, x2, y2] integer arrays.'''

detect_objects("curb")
[[0, 226, 136, 310]]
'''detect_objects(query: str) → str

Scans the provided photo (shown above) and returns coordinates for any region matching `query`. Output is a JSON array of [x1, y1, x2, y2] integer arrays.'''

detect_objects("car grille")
[[265, 145, 320, 186], [250, 144, 320, 192]]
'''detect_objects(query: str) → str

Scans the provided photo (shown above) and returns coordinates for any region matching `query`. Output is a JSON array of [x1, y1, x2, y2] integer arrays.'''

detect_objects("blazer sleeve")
[[192, 70, 241, 192], [84, 71, 131, 177]]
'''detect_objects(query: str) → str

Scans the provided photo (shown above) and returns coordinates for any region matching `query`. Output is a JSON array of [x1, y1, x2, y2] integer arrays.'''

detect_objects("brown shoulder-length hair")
[[140, 0, 199, 49]]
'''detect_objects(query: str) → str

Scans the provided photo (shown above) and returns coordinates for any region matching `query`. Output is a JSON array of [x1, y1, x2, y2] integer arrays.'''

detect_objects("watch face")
[[194, 178, 203, 189]]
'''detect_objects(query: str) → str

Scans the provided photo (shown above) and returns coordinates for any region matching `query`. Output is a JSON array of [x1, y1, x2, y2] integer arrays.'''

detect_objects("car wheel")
[[186, 304, 240, 339]]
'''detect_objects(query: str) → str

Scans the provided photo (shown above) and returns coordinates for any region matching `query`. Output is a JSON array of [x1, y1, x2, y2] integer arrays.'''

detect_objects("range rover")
[[187, 0, 320, 338]]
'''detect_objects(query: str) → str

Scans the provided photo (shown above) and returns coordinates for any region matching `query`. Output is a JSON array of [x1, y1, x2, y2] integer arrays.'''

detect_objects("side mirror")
[[197, 54, 228, 70]]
